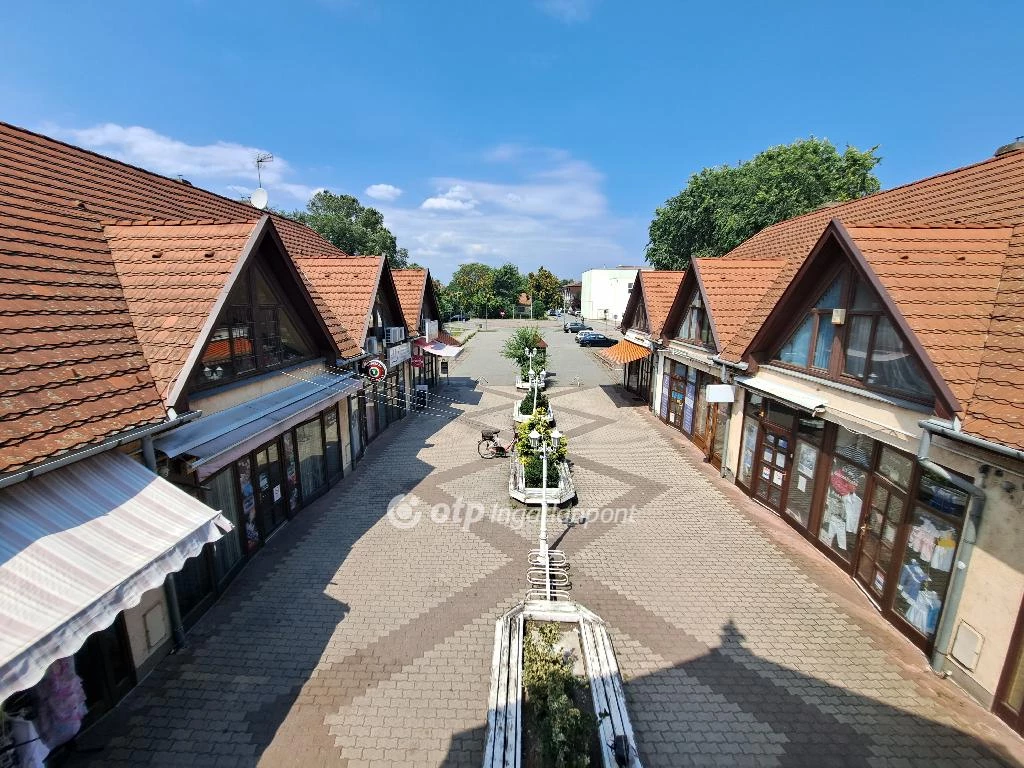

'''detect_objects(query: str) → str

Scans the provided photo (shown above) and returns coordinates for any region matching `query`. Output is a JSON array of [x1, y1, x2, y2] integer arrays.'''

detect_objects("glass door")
[[752, 427, 791, 512], [254, 440, 287, 538], [854, 478, 906, 603]]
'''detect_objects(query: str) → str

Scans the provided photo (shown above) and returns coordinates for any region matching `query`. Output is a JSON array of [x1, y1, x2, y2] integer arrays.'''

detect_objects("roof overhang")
[[0, 452, 231, 701], [736, 375, 828, 415], [155, 371, 362, 479], [601, 339, 651, 365]]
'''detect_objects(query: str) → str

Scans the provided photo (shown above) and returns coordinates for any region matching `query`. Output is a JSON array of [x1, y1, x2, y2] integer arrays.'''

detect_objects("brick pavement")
[[68, 321, 1024, 767]]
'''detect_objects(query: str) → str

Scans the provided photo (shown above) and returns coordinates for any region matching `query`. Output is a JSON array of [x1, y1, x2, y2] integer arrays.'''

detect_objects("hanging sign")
[[364, 358, 388, 382], [706, 384, 736, 403], [411, 355, 424, 368]]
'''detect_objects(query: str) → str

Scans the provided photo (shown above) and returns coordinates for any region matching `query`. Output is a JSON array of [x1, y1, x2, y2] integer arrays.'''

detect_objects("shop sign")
[[411, 355, 424, 368], [388, 341, 411, 367], [625, 329, 651, 348], [424, 319, 439, 342], [706, 384, 735, 403], [440, 360, 449, 375], [364, 358, 388, 382]]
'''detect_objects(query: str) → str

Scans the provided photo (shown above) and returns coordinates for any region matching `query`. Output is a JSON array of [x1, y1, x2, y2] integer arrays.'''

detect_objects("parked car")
[[575, 330, 598, 344], [546, 309, 557, 316], [449, 313, 469, 322], [564, 322, 593, 334], [578, 333, 617, 347]]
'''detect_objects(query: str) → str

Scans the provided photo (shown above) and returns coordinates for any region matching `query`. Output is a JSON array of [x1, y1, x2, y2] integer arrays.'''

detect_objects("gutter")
[[711, 355, 748, 371], [918, 418, 1024, 463], [916, 428, 987, 675], [0, 410, 202, 490]]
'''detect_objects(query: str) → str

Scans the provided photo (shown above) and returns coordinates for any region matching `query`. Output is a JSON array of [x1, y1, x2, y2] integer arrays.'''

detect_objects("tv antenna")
[[251, 152, 273, 210]]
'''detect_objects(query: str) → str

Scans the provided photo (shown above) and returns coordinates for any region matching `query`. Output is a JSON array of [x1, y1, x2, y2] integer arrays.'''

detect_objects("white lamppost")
[[528, 426, 563, 601]]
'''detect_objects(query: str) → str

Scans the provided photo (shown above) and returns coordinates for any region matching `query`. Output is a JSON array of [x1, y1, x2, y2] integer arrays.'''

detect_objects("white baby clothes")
[[844, 492, 862, 533], [930, 536, 956, 571]]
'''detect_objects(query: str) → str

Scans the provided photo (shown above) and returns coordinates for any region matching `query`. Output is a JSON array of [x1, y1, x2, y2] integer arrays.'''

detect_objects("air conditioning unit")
[[364, 337, 380, 354], [386, 326, 405, 344]]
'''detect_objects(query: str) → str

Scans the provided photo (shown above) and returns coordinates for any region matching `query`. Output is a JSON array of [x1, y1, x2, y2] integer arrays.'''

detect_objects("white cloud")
[[535, 0, 597, 23], [44, 122, 322, 204], [364, 183, 403, 201], [380, 145, 637, 280]]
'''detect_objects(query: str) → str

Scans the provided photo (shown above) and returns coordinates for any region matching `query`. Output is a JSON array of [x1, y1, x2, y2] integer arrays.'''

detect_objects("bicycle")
[[478, 429, 513, 458]]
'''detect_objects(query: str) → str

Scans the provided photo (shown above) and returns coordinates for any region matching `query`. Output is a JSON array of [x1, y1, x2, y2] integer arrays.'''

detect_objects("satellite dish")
[[250, 187, 269, 210]]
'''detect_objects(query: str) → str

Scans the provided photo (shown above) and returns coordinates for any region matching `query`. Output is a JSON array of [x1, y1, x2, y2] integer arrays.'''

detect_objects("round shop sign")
[[364, 358, 388, 382], [411, 355, 424, 368]]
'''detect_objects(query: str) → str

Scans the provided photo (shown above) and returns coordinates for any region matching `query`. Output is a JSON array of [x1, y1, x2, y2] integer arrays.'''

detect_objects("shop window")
[[894, 467, 966, 638], [192, 264, 314, 390], [738, 416, 758, 487], [784, 418, 825, 528], [206, 468, 244, 579], [282, 431, 300, 513], [237, 456, 260, 553], [325, 405, 342, 478], [677, 290, 713, 347], [817, 426, 873, 562], [296, 417, 327, 501], [772, 270, 933, 403]]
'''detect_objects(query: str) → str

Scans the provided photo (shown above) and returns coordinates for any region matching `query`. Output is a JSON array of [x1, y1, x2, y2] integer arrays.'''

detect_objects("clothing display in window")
[[899, 561, 927, 601], [34, 657, 86, 752], [906, 590, 942, 635], [895, 506, 960, 639]]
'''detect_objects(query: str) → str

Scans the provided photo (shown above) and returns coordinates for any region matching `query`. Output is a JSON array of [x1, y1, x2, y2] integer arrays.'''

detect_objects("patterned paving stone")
[[67, 321, 1024, 767]]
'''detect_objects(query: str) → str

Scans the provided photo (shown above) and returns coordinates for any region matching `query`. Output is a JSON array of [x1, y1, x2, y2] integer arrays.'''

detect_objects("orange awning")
[[601, 339, 650, 365]]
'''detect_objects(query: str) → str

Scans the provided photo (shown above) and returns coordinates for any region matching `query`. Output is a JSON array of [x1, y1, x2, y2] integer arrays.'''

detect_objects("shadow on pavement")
[[440, 619, 1018, 768]]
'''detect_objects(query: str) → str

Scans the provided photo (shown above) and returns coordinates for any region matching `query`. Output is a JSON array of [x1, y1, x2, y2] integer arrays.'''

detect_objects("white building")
[[580, 267, 648, 324]]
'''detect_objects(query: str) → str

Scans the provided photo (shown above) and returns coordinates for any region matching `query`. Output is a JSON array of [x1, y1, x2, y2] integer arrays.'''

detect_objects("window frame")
[[676, 289, 713, 348], [769, 265, 934, 405]]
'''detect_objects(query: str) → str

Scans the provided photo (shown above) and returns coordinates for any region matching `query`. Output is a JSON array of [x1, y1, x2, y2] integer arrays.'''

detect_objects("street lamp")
[[528, 427, 563, 601]]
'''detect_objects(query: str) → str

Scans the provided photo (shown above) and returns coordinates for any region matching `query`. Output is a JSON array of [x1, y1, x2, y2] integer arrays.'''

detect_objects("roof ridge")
[[844, 220, 1015, 231], [100, 216, 256, 227]]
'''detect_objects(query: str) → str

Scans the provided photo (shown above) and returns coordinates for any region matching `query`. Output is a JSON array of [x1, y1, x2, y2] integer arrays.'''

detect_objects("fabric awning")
[[416, 339, 462, 358], [155, 371, 362, 479], [601, 339, 650, 365], [0, 452, 231, 702], [736, 376, 828, 414]]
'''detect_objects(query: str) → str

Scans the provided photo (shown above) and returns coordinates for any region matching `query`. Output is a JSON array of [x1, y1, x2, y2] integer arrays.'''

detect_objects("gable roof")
[[842, 222, 1019, 444], [392, 269, 428, 334], [721, 148, 1024, 362], [692, 259, 787, 350], [104, 219, 260, 401], [621, 270, 685, 337], [0, 121, 374, 473]]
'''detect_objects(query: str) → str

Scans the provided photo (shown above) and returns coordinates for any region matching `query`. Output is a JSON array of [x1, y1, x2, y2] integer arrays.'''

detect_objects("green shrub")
[[523, 623, 593, 768], [523, 455, 561, 488], [519, 391, 549, 415]]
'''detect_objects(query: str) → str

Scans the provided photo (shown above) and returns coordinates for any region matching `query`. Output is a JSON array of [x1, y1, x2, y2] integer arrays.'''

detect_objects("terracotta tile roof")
[[693, 259, 787, 349], [104, 221, 258, 400], [723, 148, 1024, 362], [0, 121, 372, 472], [638, 271, 686, 337], [435, 330, 462, 347], [392, 269, 428, 334], [0, 184, 166, 475], [842, 224, 1020, 446], [294, 256, 384, 348]]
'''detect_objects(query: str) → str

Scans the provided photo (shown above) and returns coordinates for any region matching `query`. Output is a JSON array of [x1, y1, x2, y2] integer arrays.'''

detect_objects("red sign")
[[411, 356, 424, 368], [364, 358, 388, 382]]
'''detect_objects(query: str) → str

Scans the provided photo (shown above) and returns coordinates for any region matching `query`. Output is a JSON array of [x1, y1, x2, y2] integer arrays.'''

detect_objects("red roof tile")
[[693, 259, 787, 349], [294, 256, 385, 347], [638, 271, 686, 337], [392, 269, 428, 334]]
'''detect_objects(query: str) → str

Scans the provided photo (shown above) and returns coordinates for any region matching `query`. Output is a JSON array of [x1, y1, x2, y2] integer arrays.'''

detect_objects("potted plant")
[[503, 326, 549, 390], [509, 411, 575, 506], [514, 389, 554, 425]]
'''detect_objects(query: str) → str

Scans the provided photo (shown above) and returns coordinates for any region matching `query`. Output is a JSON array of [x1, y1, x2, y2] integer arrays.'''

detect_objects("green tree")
[[527, 266, 562, 313], [444, 262, 494, 317], [501, 325, 548, 374], [491, 263, 527, 315], [646, 138, 881, 270], [290, 191, 410, 269]]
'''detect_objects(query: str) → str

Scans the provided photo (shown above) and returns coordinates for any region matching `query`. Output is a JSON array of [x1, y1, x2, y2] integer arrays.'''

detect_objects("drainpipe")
[[141, 435, 188, 651], [709, 356, 747, 477], [916, 428, 986, 674]]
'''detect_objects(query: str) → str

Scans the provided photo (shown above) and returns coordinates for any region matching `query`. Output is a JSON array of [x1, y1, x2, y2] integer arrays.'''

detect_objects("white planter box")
[[512, 399, 554, 425], [483, 600, 643, 768], [508, 454, 575, 506]]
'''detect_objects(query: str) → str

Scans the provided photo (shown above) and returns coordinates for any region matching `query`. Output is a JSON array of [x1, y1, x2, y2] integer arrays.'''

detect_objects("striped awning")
[[601, 339, 650, 365], [0, 452, 232, 702]]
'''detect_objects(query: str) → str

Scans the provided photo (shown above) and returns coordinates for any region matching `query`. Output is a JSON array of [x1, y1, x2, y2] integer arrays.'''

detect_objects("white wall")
[[581, 269, 639, 325]]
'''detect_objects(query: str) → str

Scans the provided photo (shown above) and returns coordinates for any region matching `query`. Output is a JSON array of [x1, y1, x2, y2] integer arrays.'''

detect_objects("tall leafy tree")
[[646, 138, 881, 270], [444, 262, 494, 317], [290, 191, 411, 269], [527, 266, 562, 312], [491, 263, 527, 314]]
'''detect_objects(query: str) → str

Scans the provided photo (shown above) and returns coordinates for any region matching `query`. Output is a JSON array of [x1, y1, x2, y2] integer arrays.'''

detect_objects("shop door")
[[996, 596, 1024, 735], [74, 615, 135, 725], [853, 478, 905, 603], [752, 427, 791, 513], [254, 441, 287, 538]]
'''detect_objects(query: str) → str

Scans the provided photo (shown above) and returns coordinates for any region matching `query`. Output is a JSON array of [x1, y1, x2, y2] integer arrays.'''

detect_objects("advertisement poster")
[[660, 373, 670, 419], [683, 381, 696, 433]]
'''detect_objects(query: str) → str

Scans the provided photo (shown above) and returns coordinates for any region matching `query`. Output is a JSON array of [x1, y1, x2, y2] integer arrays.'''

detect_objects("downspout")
[[141, 435, 188, 652], [916, 428, 986, 674], [710, 355, 747, 477]]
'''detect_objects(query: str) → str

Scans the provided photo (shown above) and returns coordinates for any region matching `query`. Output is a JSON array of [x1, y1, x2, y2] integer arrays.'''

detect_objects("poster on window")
[[796, 442, 818, 478], [683, 381, 696, 433], [660, 373, 670, 419]]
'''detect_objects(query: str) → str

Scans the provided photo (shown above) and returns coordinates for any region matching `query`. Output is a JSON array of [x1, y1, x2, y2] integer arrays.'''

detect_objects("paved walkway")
[[72, 321, 1024, 767]]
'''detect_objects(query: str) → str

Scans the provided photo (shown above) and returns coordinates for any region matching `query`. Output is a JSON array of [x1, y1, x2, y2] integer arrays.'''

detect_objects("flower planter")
[[508, 453, 575, 506], [483, 600, 643, 768], [513, 400, 554, 425]]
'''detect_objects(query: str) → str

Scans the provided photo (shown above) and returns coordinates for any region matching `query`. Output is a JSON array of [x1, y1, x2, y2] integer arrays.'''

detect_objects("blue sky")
[[3, 0, 1023, 281]]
